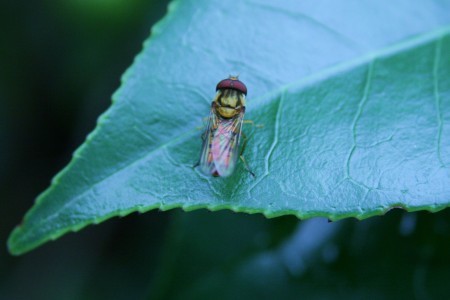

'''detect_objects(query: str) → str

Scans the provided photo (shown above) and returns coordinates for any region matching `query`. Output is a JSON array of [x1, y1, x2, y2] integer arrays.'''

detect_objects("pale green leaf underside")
[[8, 0, 450, 254]]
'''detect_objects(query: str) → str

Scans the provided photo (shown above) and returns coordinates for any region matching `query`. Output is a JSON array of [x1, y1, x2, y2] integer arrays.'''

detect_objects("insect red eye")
[[216, 77, 247, 95]]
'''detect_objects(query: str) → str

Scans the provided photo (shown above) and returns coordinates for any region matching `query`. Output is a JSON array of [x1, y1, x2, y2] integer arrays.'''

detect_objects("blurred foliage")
[[0, 0, 170, 298], [149, 210, 450, 299], [1, 0, 450, 299]]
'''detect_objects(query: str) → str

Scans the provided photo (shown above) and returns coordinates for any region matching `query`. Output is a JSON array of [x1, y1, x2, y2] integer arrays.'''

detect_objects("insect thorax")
[[214, 89, 246, 118]]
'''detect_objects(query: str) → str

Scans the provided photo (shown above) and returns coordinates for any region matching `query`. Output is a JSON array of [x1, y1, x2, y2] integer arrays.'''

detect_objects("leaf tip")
[[7, 226, 26, 256]]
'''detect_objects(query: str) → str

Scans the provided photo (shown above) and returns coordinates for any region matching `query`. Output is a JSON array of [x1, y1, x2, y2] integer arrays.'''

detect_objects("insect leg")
[[240, 132, 248, 155], [240, 132, 256, 177], [240, 155, 255, 178], [243, 120, 264, 128]]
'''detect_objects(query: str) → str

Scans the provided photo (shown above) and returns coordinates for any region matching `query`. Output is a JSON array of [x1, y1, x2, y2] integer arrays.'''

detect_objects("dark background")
[[0, 0, 171, 298], [1, 1, 450, 299]]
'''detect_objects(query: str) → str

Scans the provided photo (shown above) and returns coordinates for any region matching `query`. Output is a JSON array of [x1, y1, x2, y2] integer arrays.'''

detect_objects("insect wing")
[[199, 107, 219, 175], [199, 109, 244, 177], [211, 114, 244, 177]]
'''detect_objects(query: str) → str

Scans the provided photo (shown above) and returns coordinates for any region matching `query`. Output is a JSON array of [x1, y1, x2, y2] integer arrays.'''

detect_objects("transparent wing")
[[210, 113, 244, 177], [199, 106, 245, 177], [199, 106, 219, 176]]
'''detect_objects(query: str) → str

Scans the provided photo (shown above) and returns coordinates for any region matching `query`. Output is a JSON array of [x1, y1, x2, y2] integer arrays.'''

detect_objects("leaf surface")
[[8, 0, 450, 254]]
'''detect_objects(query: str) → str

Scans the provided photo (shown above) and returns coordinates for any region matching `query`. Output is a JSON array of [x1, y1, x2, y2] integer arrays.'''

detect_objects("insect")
[[197, 76, 254, 177]]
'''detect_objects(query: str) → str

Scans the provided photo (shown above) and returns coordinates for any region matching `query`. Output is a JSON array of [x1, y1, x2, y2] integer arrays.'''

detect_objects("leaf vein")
[[247, 91, 284, 196], [345, 60, 375, 186], [433, 36, 444, 166]]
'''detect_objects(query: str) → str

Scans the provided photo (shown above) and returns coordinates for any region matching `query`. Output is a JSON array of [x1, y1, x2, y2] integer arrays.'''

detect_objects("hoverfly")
[[197, 76, 254, 177]]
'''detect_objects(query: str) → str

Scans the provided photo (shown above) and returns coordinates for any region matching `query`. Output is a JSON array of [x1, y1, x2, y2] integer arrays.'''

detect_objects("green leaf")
[[8, 0, 450, 255]]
